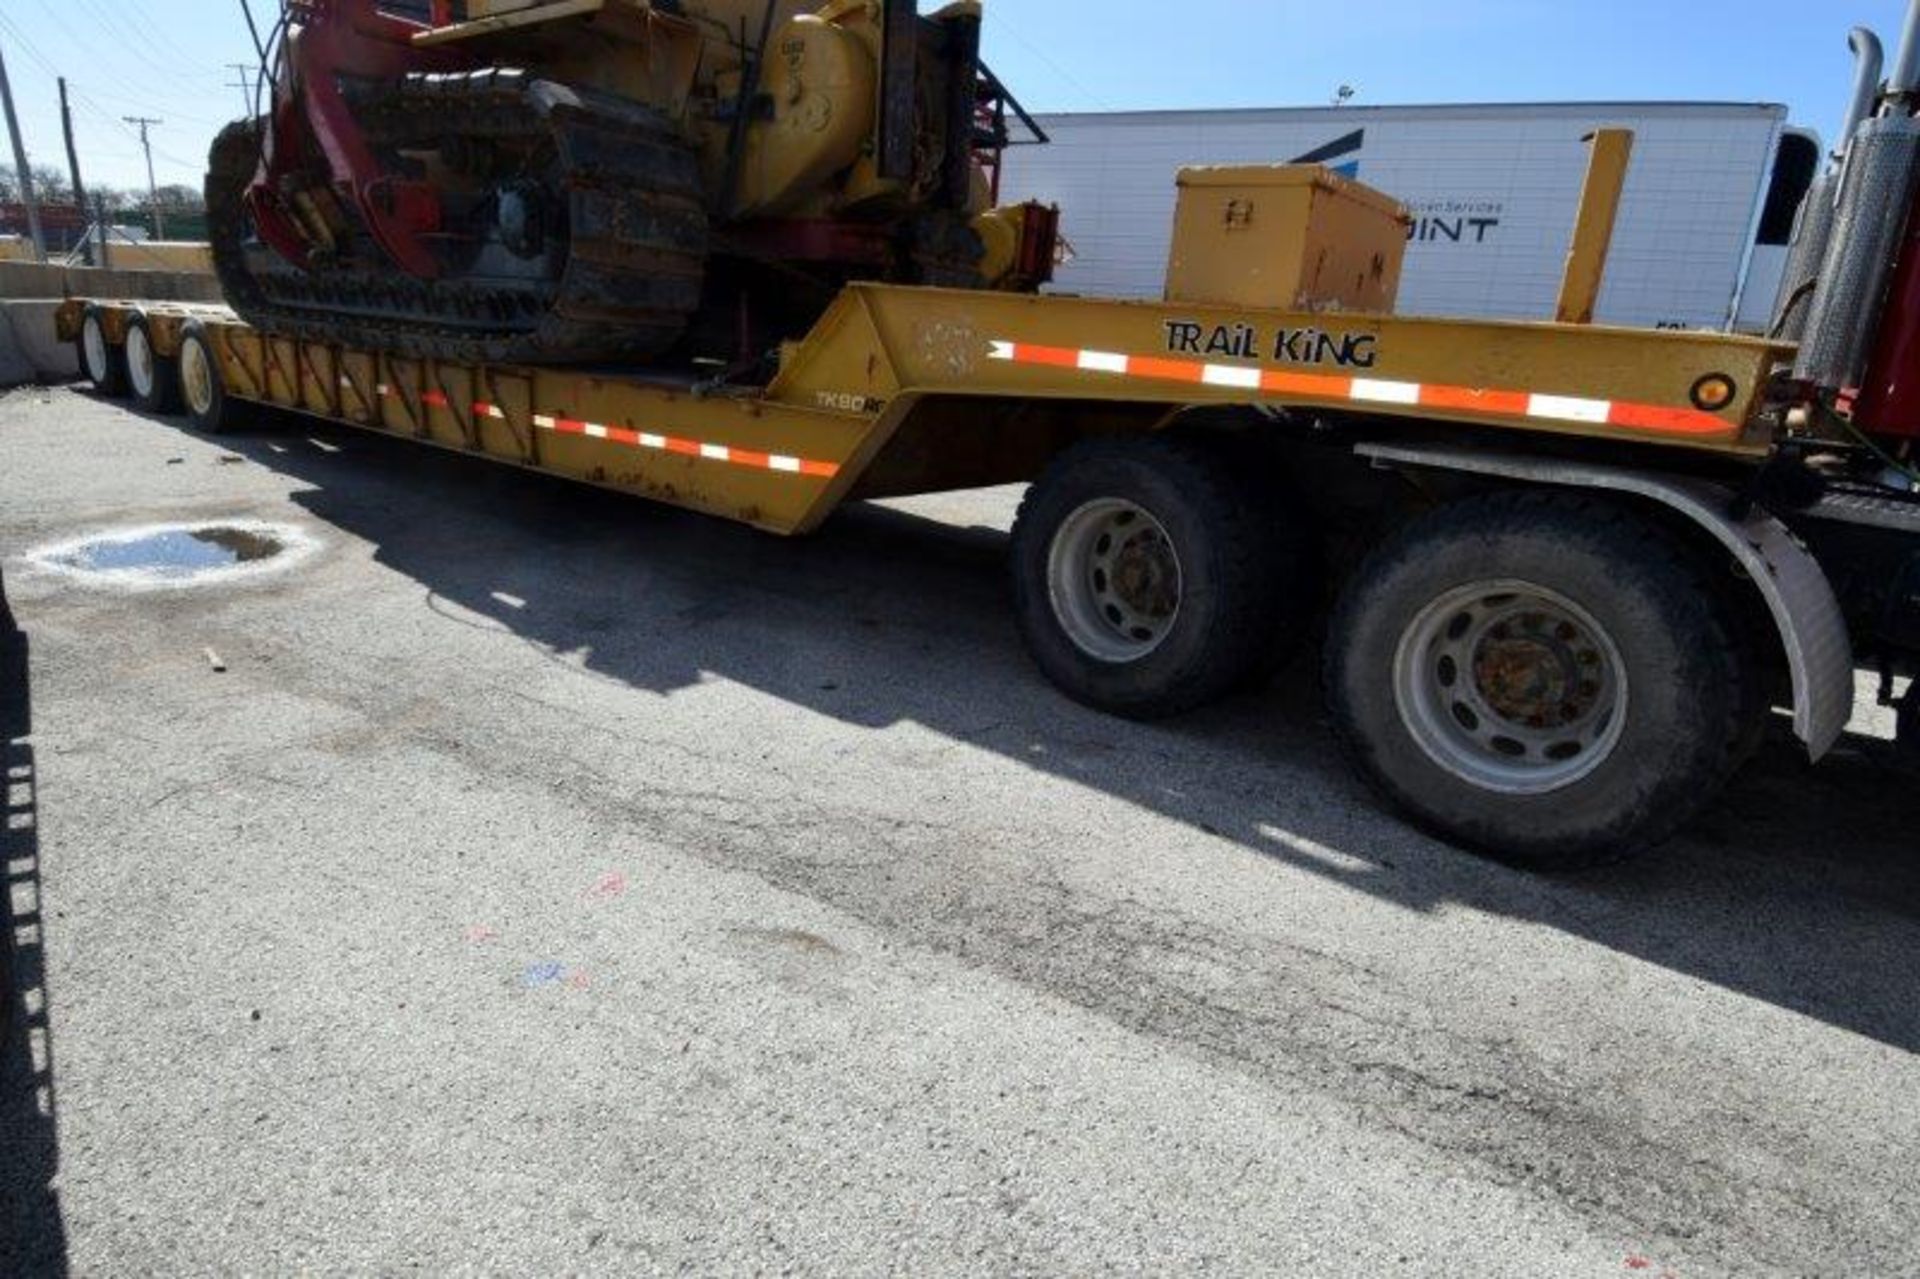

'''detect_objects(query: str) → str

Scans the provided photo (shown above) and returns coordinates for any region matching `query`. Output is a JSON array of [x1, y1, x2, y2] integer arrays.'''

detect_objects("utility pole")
[[123, 115, 165, 240], [58, 78, 91, 265], [0, 40, 47, 262], [227, 63, 256, 117]]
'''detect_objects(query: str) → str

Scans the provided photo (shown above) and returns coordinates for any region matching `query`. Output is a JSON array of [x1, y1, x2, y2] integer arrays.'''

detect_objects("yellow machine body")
[[1166, 165, 1411, 313], [419, 0, 996, 224]]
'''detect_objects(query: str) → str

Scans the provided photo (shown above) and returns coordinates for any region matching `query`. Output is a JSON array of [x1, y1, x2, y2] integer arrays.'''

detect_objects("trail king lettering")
[[1164, 321, 1379, 369]]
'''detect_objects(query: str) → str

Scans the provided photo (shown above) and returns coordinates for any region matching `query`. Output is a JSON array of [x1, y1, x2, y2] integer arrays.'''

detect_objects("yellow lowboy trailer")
[[53, 162, 1920, 871], [62, 282, 1786, 534]]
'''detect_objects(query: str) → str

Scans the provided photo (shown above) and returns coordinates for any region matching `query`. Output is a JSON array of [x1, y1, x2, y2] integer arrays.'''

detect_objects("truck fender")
[[1355, 441, 1856, 761]]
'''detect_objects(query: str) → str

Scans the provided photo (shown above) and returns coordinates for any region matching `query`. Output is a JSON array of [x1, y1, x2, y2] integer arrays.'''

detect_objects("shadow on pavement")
[[1, 565, 68, 1276], [130, 407, 1920, 1056]]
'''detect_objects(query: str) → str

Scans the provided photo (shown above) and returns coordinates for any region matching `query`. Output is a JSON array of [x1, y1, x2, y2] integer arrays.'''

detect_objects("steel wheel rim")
[[1392, 579, 1629, 795], [1046, 498, 1183, 663], [181, 339, 215, 417], [82, 316, 109, 384], [126, 325, 155, 399]]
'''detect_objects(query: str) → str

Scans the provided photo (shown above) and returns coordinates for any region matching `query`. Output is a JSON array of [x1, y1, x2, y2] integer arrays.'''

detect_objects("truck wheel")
[[77, 305, 127, 397], [177, 322, 237, 435], [1011, 435, 1305, 719], [124, 314, 181, 415], [1899, 686, 1919, 758], [1325, 491, 1746, 870]]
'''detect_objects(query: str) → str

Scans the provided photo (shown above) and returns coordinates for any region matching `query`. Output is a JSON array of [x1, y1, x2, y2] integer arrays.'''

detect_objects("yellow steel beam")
[[70, 277, 1792, 541], [772, 285, 1786, 456], [1555, 128, 1635, 325]]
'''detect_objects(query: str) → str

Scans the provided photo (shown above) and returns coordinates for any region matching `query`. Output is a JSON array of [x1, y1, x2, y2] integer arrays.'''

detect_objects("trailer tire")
[[1011, 435, 1304, 719], [77, 306, 128, 398], [1325, 490, 1746, 870], [176, 322, 236, 435], [123, 314, 181, 415]]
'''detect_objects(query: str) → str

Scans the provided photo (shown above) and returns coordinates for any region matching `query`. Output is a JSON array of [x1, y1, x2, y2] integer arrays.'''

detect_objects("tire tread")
[[1324, 489, 1747, 869]]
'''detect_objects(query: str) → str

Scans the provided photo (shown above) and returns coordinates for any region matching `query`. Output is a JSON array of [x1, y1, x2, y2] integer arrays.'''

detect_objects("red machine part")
[[248, 1, 467, 279], [1853, 187, 1920, 440]]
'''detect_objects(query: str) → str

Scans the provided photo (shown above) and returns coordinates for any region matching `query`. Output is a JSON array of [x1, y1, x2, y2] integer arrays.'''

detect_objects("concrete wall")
[[0, 302, 78, 384], [0, 261, 226, 386], [0, 261, 225, 304], [0, 238, 215, 271]]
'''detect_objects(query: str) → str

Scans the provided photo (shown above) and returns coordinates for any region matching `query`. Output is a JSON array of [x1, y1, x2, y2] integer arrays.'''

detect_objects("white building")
[[999, 102, 1818, 333]]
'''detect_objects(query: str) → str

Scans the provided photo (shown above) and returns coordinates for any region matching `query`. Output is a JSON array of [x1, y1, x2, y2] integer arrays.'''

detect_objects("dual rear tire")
[[1323, 491, 1757, 870], [1011, 435, 1311, 720], [1012, 440, 1762, 871]]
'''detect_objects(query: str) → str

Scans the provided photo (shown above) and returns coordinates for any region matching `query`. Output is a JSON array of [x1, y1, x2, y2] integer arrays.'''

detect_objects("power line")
[[988, 16, 1115, 113], [0, 11, 62, 82], [0, 8, 212, 179], [90, 0, 206, 72], [70, 91, 201, 170], [70, 86, 226, 130], [227, 64, 257, 119], [59, 0, 230, 90]]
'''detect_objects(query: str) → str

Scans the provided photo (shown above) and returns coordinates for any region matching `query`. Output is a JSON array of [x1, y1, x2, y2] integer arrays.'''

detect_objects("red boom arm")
[[247, 0, 467, 279]]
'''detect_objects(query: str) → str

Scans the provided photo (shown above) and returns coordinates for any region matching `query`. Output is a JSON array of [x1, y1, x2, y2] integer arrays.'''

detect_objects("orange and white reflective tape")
[[986, 340, 1733, 438], [336, 376, 839, 478]]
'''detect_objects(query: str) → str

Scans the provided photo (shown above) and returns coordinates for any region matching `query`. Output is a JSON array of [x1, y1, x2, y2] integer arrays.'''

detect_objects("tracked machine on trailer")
[[62, 0, 1920, 867], [208, 0, 1058, 365]]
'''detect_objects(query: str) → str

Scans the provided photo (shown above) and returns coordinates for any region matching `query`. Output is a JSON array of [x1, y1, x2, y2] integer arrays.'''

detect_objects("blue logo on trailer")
[[1290, 129, 1364, 179]]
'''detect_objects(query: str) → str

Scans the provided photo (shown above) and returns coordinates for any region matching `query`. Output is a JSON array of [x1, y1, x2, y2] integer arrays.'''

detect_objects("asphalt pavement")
[[2, 384, 1916, 1275]]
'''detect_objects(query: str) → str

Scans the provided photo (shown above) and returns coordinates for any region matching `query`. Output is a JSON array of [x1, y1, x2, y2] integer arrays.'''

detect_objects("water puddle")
[[24, 521, 319, 588]]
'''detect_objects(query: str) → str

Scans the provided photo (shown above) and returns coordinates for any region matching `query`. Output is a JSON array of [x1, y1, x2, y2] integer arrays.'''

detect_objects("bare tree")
[[29, 163, 70, 204], [153, 183, 202, 212]]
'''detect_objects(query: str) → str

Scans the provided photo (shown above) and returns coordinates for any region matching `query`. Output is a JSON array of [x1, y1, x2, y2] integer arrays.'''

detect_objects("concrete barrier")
[[103, 242, 216, 273], [0, 302, 80, 384], [0, 261, 226, 304], [0, 260, 225, 385]]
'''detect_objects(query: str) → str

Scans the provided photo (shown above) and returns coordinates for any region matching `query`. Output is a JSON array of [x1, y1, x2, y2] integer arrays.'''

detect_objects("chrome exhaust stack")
[[1774, 27, 1883, 342], [1794, 2, 1920, 390]]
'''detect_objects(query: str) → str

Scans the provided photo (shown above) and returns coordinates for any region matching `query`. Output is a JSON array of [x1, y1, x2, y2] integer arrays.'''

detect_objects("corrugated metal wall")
[[1000, 102, 1790, 330]]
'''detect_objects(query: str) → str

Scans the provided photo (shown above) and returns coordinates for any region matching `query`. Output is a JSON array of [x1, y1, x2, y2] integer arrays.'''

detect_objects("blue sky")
[[0, 1, 1908, 194]]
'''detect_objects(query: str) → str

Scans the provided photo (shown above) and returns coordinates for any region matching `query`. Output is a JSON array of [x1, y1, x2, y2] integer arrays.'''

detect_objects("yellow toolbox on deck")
[[1165, 164, 1410, 313]]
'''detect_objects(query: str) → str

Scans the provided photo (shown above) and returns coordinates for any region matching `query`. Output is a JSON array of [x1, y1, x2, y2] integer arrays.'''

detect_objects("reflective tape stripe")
[[987, 339, 1733, 437], [1351, 378, 1422, 405], [330, 380, 838, 477], [1527, 393, 1611, 424], [1202, 364, 1262, 389]]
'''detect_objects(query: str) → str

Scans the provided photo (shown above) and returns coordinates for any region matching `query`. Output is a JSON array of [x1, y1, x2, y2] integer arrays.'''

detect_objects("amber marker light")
[[1691, 374, 1739, 413]]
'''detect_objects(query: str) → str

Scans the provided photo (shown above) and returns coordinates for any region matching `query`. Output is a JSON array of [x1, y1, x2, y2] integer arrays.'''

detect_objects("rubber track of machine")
[[205, 76, 708, 366]]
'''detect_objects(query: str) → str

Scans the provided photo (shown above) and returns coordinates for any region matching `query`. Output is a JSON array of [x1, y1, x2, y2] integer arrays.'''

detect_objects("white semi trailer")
[[1001, 100, 1817, 334]]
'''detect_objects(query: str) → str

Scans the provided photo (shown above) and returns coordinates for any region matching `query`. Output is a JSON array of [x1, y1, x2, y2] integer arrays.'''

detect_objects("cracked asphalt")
[[2, 384, 1917, 1275]]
